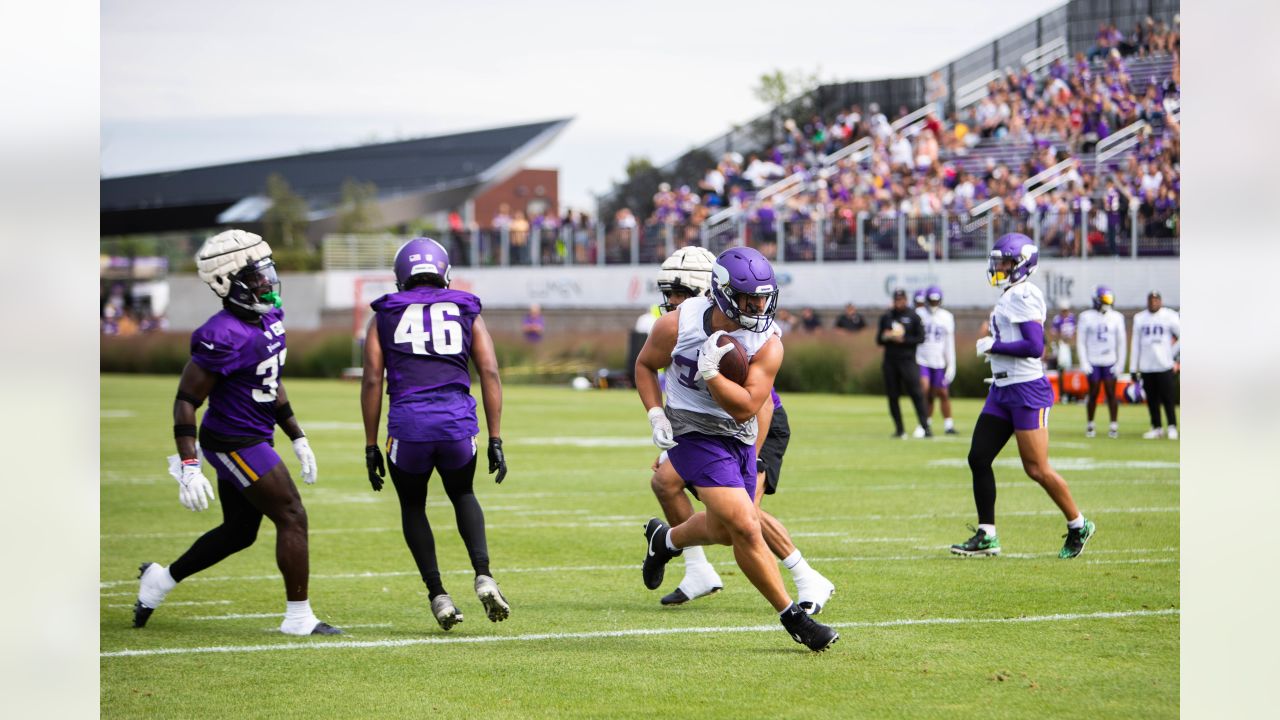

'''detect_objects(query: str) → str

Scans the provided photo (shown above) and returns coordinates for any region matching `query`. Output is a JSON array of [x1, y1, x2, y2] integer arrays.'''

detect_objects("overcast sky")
[[102, 0, 1063, 213]]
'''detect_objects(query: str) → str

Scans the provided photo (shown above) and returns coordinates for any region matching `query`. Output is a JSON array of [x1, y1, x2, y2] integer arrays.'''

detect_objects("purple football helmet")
[[925, 284, 943, 305], [394, 237, 452, 290], [987, 233, 1039, 287], [1092, 285, 1115, 311], [912, 289, 926, 306], [711, 247, 779, 333]]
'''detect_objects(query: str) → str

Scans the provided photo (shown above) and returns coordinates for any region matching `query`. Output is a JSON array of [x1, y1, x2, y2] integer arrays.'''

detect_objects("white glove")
[[698, 330, 734, 381], [648, 407, 677, 450], [944, 365, 956, 386], [1080, 362, 1093, 376], [975, 336, 995, 357], [292, 437, 317, 485], [167, 453, 214, 512]]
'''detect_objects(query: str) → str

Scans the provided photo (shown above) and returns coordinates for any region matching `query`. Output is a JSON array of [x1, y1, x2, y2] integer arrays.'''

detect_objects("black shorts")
[[758, 404, 791, 495]]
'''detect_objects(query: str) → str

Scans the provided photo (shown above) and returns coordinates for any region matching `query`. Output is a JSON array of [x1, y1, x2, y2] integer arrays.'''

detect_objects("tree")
[[262, 173, 310, 249], [600, 155, 665, 225], [336, 178, 382, 233], [753, 67, 822, 145]]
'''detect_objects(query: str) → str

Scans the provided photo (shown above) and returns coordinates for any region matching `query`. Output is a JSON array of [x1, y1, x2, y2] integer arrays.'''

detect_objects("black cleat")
[[780, 604, 839, 652], [642, 518, 681, 590], [660, 585, 722, 606], [945, 427, 959, 435], [310, 621, 343, 635]]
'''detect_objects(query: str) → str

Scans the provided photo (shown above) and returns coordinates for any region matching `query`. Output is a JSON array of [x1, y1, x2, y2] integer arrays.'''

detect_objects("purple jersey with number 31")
[[372, 286, 482, 441], [190, 308, 287, 440]]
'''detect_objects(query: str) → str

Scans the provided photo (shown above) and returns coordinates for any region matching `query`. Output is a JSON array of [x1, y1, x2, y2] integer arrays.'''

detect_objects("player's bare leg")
[[754, 475, 835, 614], [652, 459, 722, 605], [670, 487, 789, 610], [244, 464, 338, 634], [1015, 427, 1096, 559]]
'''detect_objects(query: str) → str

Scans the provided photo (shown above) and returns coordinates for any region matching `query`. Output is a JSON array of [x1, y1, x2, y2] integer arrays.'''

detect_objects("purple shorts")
[[919, 365, 948, 389], [981, 377, 1055, 431], [667, 432, 757, 500], [1088, 364, 1117, 382], [206, 442, 283, 490], [386, 436, 476, 475]]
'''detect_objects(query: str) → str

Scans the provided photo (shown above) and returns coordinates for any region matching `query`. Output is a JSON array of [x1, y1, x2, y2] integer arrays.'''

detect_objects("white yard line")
[[101, 608, 1179, 658], [106, 600, 232, 609]]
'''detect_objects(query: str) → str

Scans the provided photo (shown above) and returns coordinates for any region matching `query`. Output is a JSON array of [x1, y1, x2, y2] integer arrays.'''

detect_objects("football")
[[716, 333, 749, 385]]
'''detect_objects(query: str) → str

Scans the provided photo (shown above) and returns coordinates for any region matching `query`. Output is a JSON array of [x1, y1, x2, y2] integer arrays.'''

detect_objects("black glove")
[[365, 445, 385, 491], [487, 437, 507, 484]]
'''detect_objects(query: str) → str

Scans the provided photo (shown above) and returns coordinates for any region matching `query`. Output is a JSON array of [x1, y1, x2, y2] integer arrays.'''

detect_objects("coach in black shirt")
[[876, 288, 931, 438]]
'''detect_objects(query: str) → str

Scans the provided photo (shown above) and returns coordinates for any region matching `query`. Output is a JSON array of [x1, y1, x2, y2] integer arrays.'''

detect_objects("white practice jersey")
[[1076, 308, 1127, 368], [664, 296, 778, 444], [917, 307, 956, 370], [1129, 307, 1181, 373], [988, 280, 1047, 387]]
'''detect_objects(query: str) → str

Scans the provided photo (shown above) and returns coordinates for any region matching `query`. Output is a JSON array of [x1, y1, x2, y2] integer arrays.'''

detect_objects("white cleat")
[[1142, 427, 1165, 439], [660, 566, 724, 606], [912, 426, 927, 439], [1085, 423, 1096, 438], [1166, 426, 1178, 440], [795, 571, 836, 615], [474, 575, 510, 623]]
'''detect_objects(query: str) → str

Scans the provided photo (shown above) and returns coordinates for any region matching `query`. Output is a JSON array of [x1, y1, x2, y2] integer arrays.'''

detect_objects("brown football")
[[716, 334, 750, 385]]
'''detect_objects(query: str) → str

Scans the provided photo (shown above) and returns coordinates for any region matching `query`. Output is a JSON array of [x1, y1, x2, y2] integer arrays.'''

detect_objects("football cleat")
[[945, 427, 959, 435], [660, 585, 723, 606], [950, 526, 1001, 556], [1166, 426, 1178, 440], [474, 575, 510, 623], [892, 432, 907, 440], [1059, 518, 1097, 559], [310, 621, 343, 635], [1142, 427, 1165, 439], [1108, 426, 1119, 439], [642, 518, 681, 590], [431, 594, 464, 631], [661, 565, 723, 606], [780, 605, 839, 652], [795, 572, 836, 615], [1085, 422, 1096, 438], [912, 426, 927, 439], [132, 562, 172, 629]]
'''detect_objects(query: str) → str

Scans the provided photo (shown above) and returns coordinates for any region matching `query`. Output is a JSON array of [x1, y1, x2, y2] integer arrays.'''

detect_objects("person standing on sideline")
[[1129, 290, 1180, 439], [877, 289, 930, 438], [361, 237, 511, 631], [1049, 299, 1077, 403], [645, 247, 835, 613], [915, 285, 958, 436], [951, 233, 1096, 559], [522, 303, 545, 343], [133, 229, 339, 635], [635, 247, 839, 651], [1076, 285, 1127, 438]]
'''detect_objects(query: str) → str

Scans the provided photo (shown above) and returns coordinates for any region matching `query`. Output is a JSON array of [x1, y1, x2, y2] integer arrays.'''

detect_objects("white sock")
[[1110, 422, 1118, 431], [682, 544, 708, 567], [1087, 421, 1095, 429], [978, 523, 997, 537], [944, 418, 954, 430], [664, 529, 679, 553], [285, 599, 313, 621], [782, 549, 812, 576], [138, 565, 177, 608], [1067, 515, 1084, 529]]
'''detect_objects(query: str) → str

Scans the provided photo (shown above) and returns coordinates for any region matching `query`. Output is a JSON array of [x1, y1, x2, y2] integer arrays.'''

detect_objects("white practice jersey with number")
[[1129, 307, 1181, 373], [917, 307, 956, 370], [1076, 308, 1127, 368], [664, 296, 778, 444], [989, 280, 1047, 387]]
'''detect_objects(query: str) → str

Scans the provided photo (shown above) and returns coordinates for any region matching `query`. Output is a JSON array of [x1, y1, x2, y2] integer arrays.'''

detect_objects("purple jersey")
[[372, 286, 482, 441], [770, 387, 782, 410], [191, 308, 287, 441], [1052, 312, 1077, 341]]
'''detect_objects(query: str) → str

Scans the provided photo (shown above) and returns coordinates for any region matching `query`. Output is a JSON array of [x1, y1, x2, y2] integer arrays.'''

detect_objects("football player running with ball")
[[635, 247, 839, 651], [360, 238, 510, 631], [134, 230, 340, 635], [646, 247, 835, 614], [951, 234, 1096, 560]]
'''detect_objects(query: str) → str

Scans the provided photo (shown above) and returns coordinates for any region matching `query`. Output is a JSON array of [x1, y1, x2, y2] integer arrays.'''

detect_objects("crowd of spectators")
[[627, 19, 1179, 259]]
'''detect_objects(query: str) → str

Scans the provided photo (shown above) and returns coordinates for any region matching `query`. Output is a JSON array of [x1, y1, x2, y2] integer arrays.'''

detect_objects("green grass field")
[[101, 375, 1178, 718]]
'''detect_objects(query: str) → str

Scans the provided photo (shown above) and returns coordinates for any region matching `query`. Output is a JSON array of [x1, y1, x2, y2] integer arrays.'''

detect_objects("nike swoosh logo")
[[647, 533, 658, 557], [200, 341, 215, 349]]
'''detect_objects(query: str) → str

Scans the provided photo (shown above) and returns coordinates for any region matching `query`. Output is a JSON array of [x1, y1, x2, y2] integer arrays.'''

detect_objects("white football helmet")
[[657, 246, 716, 312], [196, 229, 280, 315]]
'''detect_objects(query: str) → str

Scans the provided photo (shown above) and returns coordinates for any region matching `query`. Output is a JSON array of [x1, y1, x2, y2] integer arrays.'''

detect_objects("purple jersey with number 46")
[[372, 286, 482, 441], [191, 307, 287, 440]]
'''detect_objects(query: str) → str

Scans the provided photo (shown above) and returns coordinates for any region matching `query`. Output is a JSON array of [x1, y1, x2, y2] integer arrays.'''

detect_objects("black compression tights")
[[967, 413, 1016, 526], [389, 455, 491, 599], [170, 477, 263, 582]]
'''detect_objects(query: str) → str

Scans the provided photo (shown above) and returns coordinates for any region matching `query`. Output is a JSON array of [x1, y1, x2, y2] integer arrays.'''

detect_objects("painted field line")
[[1085, 558, 1179, 565], [101, 608, 1178, 658], [106, 600, 232, 609], [100, 546, 1179, 590], [102, 506, 1180, 541]]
